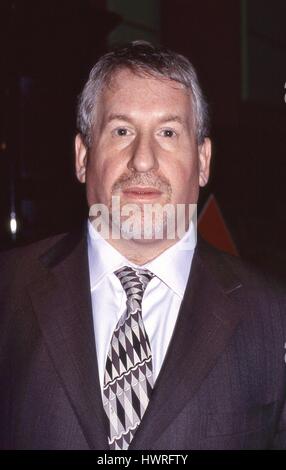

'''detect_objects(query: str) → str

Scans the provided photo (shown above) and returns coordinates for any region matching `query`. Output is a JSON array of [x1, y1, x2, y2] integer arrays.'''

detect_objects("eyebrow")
[[106, 113, 185, 125], [106, 113, 131, 123], [158, 114, 184, 125]]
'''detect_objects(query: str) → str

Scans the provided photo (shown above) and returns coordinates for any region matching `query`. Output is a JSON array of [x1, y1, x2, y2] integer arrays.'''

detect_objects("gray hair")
[[77, 40, 209, 147]]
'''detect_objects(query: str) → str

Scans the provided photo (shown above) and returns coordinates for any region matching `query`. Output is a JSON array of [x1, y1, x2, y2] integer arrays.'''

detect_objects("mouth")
[[122, 186, 163, 200]]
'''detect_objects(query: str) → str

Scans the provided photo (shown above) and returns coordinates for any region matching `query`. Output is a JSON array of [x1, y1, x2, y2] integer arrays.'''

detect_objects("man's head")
[[75, 41, 211, 245]]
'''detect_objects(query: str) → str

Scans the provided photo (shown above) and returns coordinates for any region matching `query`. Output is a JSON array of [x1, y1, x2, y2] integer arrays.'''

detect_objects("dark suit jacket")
[[0, 223, 286, 450]]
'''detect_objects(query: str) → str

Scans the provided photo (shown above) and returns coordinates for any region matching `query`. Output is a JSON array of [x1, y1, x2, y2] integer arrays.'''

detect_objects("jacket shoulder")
[[0, 233, 67, 282], [197, 236, 286, 299]]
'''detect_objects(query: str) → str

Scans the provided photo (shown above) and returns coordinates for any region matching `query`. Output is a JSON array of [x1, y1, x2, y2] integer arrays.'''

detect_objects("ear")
[[198, 137, 212, 187], [75, 134, 88, 183]]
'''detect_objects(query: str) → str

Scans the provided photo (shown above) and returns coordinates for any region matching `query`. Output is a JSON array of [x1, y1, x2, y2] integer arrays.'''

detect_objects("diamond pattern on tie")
[[103, 266, 155, 450]]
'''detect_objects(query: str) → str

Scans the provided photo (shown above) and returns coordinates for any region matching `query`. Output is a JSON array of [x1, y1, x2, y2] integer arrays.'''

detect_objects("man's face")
[[75, 68, 211, 238]]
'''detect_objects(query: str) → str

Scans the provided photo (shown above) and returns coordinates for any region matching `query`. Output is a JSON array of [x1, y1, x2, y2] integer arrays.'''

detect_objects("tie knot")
[[114, 266, 154, 301]]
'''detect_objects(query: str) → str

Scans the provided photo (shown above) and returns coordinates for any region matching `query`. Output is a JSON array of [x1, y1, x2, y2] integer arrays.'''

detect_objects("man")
[[0, 41, 286, 450]]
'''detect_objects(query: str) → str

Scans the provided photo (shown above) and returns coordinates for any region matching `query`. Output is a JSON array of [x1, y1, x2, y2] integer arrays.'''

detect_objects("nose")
[[127, 133, 159, 173]]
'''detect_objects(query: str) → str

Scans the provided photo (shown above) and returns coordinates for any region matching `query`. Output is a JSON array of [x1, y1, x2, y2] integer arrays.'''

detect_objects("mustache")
[[111, 171, 172, 194]]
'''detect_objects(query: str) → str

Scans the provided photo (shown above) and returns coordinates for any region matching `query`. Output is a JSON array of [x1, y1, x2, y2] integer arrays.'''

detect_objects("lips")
[[122, 186, 162, 199]]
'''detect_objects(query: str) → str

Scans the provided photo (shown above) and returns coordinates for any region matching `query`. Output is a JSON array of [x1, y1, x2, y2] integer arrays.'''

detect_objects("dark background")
[[0, 0, 285, 280]]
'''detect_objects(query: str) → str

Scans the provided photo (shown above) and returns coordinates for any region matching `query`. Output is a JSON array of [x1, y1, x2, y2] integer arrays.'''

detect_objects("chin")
[[119, 221, 173, 243]]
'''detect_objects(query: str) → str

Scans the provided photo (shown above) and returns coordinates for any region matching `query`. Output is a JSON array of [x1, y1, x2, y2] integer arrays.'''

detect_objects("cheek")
[[167, 158, 199, 196], [88, 153, 124, 195], [101, 156, 124, 187]]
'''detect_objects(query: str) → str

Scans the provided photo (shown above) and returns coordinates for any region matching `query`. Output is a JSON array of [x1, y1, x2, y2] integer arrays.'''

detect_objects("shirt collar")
[[87, 219, 128, 292], [143, 222, 196, 298], [87, 218, 196, 298]]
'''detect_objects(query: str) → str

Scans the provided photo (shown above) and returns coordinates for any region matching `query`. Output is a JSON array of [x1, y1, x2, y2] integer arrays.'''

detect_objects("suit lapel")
[[27, 225, 109, 450], [129, 238, 244, 450]]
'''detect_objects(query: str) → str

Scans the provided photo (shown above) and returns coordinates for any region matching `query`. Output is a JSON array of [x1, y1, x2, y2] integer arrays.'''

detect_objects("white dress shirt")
[[87, 219, 196, 391]]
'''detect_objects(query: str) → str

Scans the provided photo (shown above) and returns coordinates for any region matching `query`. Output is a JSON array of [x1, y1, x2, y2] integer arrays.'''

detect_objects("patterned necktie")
[[103, 266, 155, 450]]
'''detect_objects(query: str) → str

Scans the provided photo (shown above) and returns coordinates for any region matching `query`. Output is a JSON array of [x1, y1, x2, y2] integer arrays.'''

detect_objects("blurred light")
[[10, 212, 17, 235]]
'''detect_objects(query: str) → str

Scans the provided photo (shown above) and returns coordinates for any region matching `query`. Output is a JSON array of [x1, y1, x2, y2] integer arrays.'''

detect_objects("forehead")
[[98, 68, 193, 120]]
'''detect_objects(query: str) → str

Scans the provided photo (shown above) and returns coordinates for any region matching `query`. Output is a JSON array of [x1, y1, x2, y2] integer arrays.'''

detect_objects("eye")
[[159, 128, 177, 138], [113, 127, 132, 137]]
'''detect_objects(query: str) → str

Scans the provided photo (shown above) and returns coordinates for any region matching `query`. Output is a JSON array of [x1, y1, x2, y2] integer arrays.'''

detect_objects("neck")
[[106, 237, 179, 265]]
